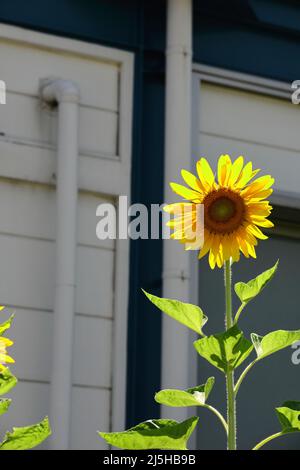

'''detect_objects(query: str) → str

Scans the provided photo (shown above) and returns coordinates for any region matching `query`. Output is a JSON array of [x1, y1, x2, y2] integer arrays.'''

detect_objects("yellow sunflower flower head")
[[164, 155, 274, 269], [0, 336, 14, 371]]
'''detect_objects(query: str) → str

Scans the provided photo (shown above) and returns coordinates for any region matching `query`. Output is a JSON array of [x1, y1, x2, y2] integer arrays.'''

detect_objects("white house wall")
[[0, 25, 133, 449], [198, 82, 300, 197]]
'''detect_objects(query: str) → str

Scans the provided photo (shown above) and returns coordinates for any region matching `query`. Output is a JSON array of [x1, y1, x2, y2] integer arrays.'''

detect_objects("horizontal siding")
[[199, 83, 300, 195], [0, 381, 50, 449], [70, 386, 110, 450], [0, 235, 114, 317], [0, 180, 114, 248], [0, 26, 133, 449], [198, 133, 300, 196], [0, 141, 130, 195], [200, 84, 300, 150], [0, 381, 110, 450], [0, 93, 118, 156], [7, 309, 112, 388], [0, 40, 119, 111]]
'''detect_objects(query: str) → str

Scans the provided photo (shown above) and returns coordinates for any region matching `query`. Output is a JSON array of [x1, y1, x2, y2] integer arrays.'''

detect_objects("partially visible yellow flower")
[[164, 155, 274, 269], [0, 336, 14, 371]]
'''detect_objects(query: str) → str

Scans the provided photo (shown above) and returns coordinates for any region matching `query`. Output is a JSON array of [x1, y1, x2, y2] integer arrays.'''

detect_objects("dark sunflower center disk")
[[209, 197, 236, 223]]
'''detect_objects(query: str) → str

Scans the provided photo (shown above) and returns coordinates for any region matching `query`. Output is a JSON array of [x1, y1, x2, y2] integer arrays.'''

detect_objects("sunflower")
[[164, 155, 274, 269], [0, 336, 14, 371]]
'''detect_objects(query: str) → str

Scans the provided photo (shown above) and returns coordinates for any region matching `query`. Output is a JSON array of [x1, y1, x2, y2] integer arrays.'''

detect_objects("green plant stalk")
[[224, 260, 236, 450], [252, 431, 284, 450], [233, 302, 246, 324], [234, 360, 256, 396], [204, 404, 228, 435]]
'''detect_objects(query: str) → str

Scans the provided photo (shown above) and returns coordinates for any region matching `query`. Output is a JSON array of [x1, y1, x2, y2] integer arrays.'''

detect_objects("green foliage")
[[0, 399, 11, 416], [101, 259, 300, 450], [234, 261, 278, 304], [142, 290, 207, 335], [276, 401, 300, 433], [0, 416, 51, 450], [99, 417, 198, 450], [0, 311, 51, 450], [0, 315, 14, 336], [155, 377, 215, 407], [0, 368, 17, 396], [251, 329, 300, 360], [194, 325, 253, 372]]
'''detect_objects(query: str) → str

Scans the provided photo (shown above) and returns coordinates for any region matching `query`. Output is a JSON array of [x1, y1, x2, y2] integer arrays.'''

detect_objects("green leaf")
[[0, 416, 51, 450], [0, 399, 11, 416], [0, 314, 14, 336], [276, 401, 300, 433], [194, 325, 253, 373], [0, 368, 17, 395], [155, 377, 215, 407], [142, 290, 207, 335], [234, 260, 278, 304], [99, 416, 198, 450], [251, 329, 300, 360]]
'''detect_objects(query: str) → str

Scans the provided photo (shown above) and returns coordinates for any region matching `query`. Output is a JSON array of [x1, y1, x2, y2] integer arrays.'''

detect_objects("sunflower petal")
[[250, 188, 273, 201], [218, 154, 232, 187], [170, 183, 202, 202], [209, 250, 216, 269], [234, 162, 253, 188], [0, 337, 13, 347], [0, 354, 14, 364], [241, 175, 275, 198], [246, 242, 257, 258], [181, 169, 205, 193], [198, 241, 211, 259], [251, 217, 274, 228], [229, 156, 244, 187], [197, 158, 216, 190], [164, 202, 195, 214], [247, 224, 268, 240]]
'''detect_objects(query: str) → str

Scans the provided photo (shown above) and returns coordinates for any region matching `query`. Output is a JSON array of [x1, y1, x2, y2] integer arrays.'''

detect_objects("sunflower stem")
[[224, 260, 236, 450], [233, 302, 246, 325], [252, 431, 284, 450]]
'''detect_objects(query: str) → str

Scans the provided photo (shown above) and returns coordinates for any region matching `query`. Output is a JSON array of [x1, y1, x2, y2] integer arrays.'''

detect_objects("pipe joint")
[[40, 78, 80, 105]]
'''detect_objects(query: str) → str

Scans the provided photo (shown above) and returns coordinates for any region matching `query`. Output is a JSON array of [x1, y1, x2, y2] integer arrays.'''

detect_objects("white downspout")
[[40, 79, 80, 449], [162, 0, 193, 420]]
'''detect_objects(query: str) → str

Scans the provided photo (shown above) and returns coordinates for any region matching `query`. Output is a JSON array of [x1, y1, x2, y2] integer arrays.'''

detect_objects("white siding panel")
[[6, 309, 112, 387], [0, 235, 113, 317], [0, 180, 56, 240], [0, 140, 56, 184], [0, 180, 114, 249], [0, 140, 129, 195], [0, 94, 55, 145], [0, 93, 118, 156], [79, 106, 118, 156], [73, 316, 112, 388], [0, 380, 111, 450], [199, 133, 300, 195], [0, 41, 119, 111], [70, 386, 110, 450], [0, 381, 50, 450], [78, 192, 115, 249], [199, 83, 300, 196], [75, 246, 114, 318], [200, 83, 300, 151], [0, 235, 55, 311], [8, 309, 53, 383]]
